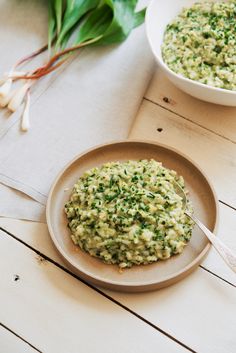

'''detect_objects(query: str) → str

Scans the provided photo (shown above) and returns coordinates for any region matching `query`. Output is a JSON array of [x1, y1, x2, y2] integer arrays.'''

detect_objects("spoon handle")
[[187, 213, 236, 274]]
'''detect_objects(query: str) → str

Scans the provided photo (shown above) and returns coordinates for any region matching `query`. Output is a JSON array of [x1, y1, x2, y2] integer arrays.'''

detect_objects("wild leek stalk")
[[0, 0, 146, 131]]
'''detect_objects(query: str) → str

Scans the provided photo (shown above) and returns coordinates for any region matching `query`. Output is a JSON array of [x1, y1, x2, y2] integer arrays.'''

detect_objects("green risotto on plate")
[[65, 159, 194, 268]]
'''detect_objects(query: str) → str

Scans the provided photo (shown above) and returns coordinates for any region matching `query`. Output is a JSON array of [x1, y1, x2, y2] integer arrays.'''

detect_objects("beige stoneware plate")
[[46, 140, 218, 292]]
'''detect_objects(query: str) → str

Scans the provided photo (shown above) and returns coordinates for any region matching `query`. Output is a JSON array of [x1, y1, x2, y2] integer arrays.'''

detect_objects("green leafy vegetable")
[[48, 0, 146, 53], [0, 0, 146, 131], [133, 8, 146, 28], [48, 0, 56, 54], [97, 0, 146, 45], [41, 0, 147, 80], [56, 0, 100, 48], [74, 0, 146, 46], [54, 0, 63, 35], [75, 4, 113, 44]]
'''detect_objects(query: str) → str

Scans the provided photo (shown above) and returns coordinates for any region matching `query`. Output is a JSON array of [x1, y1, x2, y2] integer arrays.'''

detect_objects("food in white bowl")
[[65, 159, 194, 269], [162, 1, 236, 91], [146, 0, 236, 106]]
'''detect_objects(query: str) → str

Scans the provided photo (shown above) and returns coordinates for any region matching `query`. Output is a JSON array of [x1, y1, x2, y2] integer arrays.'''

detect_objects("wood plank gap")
[[143, 97, 236, 145], [0, 322, 42, 353], [219, 200, 236, 212], [0, 227, 196, 353], [199, 266, 236, 288]]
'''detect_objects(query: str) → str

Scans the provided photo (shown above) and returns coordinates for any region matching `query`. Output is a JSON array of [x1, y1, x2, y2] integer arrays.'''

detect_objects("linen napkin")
[[0, 2, 155, 222]]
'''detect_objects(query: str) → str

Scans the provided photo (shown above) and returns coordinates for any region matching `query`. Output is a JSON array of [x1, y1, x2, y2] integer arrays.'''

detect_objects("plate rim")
[[46, 139, 219, 290]]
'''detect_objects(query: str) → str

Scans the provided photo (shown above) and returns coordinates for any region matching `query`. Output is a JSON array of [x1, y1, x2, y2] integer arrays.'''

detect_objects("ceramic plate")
[[46, 140, 218, 292]]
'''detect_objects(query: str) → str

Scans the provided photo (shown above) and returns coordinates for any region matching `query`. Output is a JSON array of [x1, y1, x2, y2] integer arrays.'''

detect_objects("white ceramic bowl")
[[146, 0, 236, 106]]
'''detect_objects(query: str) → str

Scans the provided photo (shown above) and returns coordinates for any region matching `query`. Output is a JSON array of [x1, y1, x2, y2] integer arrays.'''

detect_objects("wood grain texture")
[[145, 69, 236, 143], [0, 230, 188, 353]]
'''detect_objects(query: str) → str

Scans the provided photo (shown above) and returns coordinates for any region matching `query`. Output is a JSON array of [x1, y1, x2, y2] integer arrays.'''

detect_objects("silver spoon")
[[174, 181, 236, 274]]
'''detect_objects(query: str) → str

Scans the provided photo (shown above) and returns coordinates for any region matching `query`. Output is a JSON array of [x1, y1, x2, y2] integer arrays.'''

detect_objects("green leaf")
[[133, 8, 146, 28], [74, 4, 113, 44], [54, 0, 63, 35], [59, 26, 74, 50], [107, 0, 139, 35], [96, 0, 145, 45], [48, 0, 56, 54], [47, 0, 146, 61], [56, 0, 100, 48]]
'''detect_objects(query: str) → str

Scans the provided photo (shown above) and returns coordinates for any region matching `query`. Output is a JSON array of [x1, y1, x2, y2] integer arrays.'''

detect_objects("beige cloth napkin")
[[0, 1, 154, 222]]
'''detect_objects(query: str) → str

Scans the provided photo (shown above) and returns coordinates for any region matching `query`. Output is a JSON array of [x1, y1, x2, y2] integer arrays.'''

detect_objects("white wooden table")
[[1, 66, 236, 353]]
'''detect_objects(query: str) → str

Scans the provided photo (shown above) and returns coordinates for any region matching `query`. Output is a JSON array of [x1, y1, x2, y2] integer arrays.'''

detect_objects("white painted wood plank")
[[0, 230, 187, 353], [0, 215, 235, 353], [202, 203, 236, 283], [129, 100, 236, 208], [0, 325, 36, 353], [145, 69, 236, 143], [108, 267, 236, 353]]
